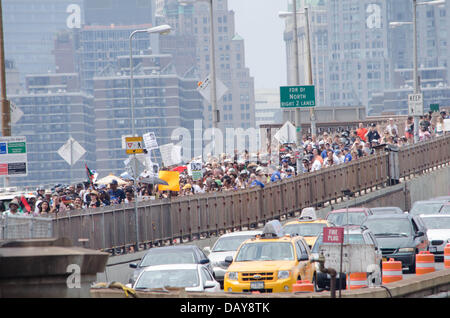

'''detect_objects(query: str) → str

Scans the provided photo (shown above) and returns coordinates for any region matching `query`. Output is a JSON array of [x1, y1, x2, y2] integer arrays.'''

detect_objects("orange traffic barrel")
[[416, 251, 435, 275], [444, 244, 450, 269], [347, 272, 367, 290], [292, 280, 314, 293], [382, 258, 403, 284]]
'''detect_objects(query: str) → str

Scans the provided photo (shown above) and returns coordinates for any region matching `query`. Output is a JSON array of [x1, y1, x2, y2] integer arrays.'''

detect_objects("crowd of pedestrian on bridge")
[[1, 111, 448, 217]]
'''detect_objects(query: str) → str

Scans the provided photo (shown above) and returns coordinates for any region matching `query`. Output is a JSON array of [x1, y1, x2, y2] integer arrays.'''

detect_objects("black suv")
[[363, 214, 428, 273]]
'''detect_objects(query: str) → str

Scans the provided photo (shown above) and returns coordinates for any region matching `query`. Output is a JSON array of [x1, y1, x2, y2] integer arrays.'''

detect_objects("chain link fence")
[[0, 214, 53, 240]]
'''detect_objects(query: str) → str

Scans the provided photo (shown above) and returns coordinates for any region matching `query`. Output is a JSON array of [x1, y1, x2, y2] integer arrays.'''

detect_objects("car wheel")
[[312, 274, 321, 292]]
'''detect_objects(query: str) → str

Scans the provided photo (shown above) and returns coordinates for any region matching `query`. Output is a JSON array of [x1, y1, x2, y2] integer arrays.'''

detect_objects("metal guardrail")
[[0, 214, 53, 240], [50, 134, 450, 252]]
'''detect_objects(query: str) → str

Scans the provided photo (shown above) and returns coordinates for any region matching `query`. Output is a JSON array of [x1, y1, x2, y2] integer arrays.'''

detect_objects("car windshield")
[[312, 233, 366, 253], [140, 250, 195, 267], [363, 219, 412, 237], [235, 242, 294, 262], [283, 223, 327, 237], [327, 212, 367, 226], [410, 202, 444, 215], [421, 217, 450, 229], [135, 269, 199, 289], [212, 235, 255, 252]]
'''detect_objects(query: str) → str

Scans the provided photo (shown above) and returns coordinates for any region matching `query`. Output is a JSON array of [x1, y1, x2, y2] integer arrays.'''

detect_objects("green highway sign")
[[280, 85, 315, 108], [7, 142, 26, 154], [430, 104, 439, 112]]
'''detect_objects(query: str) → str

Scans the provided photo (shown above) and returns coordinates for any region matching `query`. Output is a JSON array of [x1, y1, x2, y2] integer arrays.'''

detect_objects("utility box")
[[319, 244, 379, 273]]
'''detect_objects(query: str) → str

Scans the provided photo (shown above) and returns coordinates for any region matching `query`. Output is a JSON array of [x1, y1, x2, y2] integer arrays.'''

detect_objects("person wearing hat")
[[365, 123, 381, 144], [182, 183, 193, 196], [3, 199, 21, 216], [88, 190, 103, 208], [343, 147, 352, 163], [300, 157, 311, 173], [108, 179, 126, 205]]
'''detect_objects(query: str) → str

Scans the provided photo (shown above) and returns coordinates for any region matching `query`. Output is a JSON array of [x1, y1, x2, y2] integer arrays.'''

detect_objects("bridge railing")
[[51, 134, 450, 252]]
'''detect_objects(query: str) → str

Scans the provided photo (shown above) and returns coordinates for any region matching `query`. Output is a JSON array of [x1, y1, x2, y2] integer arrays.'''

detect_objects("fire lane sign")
[[323, 227, 344, 244]]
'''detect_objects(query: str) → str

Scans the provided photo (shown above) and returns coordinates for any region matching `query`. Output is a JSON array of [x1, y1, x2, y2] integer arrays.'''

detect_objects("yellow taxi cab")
[[223, 220, 316, 293], [282, 207, 331, 249]]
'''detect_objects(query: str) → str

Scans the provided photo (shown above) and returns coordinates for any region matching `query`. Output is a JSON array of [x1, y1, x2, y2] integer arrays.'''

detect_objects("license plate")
[[430, 247, 437, 253], [250, 281, 264, 289]]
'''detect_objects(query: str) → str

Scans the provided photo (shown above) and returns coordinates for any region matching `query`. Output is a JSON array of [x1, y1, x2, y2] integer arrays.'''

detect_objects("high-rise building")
[[369, 0, 450, 114], [283, 0, 390, 110], [93, 53, 203, 175], [155, 0, 256, 134], [283, 0, 449, 115], [83, 0, 155, 26], [74, 23, 156, 95], [9, 73, 95, 187], [3, 0, 83, 82], [254, 89, 283, 128]]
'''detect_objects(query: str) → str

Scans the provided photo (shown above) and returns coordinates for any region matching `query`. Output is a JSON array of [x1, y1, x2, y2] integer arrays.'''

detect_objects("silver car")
[[131, 264, 221, 293], [203, 230, 262, 286], [419, 214, 450, 261]]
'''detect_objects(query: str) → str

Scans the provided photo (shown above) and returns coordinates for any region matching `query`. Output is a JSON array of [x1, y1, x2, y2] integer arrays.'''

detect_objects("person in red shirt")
[[356, 123, 368, 141]]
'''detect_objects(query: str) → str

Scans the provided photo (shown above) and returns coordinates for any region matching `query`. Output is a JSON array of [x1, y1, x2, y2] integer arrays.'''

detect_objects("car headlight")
[[277, 270, 291, 279], [398, 248, 414, 253], [227, 272, 238, 281]]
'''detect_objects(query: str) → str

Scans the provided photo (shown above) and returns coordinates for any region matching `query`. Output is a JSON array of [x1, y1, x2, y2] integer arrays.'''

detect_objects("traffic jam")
[[125, 196, 450, 294]]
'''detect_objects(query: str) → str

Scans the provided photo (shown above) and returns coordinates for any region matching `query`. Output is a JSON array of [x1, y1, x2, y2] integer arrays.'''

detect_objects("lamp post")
[[129, 24, 171, 251], [390, 0, 445, 143], [279, 4, 319, 173]]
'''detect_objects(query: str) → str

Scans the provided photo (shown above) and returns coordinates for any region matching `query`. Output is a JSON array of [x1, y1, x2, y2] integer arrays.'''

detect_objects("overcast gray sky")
[[228, 0, 287, 90]]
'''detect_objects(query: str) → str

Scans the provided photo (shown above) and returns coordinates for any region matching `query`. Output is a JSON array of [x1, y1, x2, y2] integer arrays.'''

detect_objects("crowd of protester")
[[1, 111, 448, 217]]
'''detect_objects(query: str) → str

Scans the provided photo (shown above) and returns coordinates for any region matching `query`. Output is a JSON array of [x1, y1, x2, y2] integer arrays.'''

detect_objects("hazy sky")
[[228, 0, 288, 90]]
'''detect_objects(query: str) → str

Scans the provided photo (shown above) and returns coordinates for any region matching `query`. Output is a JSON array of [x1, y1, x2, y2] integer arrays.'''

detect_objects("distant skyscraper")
[[283, 0, 390, 109], [155, 0, 256, 133], [9, 73, 95, 187], [83, 0, 154, 26], [283, 0, 449, 115], [254, 89, 283, 128], [93, 54, 203, 175], [3, 0, 83, 83]]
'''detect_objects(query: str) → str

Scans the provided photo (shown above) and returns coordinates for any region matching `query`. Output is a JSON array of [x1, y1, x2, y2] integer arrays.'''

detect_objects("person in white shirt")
[[386, 118, 399, 137], [311, 158, 322, 171]]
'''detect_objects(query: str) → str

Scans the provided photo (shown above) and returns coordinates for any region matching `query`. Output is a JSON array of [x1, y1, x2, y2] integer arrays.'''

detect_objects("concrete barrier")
[[91, 268, 450, 298], [0, 238, 109, 298]]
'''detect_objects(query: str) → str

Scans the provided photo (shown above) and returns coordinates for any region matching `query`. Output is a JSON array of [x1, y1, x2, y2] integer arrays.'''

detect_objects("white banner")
[[143, 132, 159, 150]]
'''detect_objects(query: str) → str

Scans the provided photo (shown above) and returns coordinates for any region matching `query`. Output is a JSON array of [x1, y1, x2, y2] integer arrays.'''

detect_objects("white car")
[[131, 264, 221, 293], [203, 230, 262, 286], [419, 214, 450, 260]]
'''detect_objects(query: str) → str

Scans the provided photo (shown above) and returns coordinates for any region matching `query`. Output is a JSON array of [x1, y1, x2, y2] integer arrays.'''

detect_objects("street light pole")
[[412, 0, 420, 143], [129, 25, 171, 252], [292, 0, 303, 174], [0, 0, 9, 138], [208, 0, 218, 157], [304, 7, 316, 138]]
